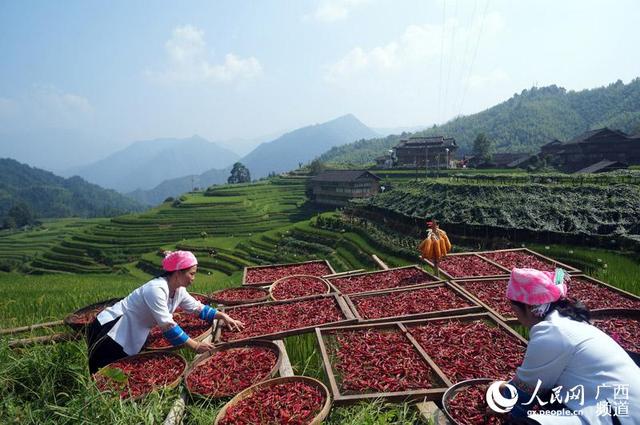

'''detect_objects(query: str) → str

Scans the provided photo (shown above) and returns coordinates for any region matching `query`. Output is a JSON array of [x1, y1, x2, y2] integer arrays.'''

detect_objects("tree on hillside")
[[308, 159, 327, 175], [227, 162, 251, 184], [3, 202, 35, 228], [472, 133, 493, 163]]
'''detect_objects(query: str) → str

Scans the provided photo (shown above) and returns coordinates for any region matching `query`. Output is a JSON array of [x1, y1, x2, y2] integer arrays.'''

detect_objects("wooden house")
[[539, 128, 640, 172], [310, 170, 381, 206], [392, 136, 457, 168]]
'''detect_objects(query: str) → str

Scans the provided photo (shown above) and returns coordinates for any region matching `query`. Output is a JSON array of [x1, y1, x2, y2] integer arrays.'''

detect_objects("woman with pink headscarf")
[[87, 250, 244, 374], [494, 268, 640, 425]]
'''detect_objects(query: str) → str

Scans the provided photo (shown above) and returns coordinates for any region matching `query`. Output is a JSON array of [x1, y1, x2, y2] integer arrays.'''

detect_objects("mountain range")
[[319, 78, 640, 165], [127, 114, 378, 205], [65, 136, 239, 193], [0, 158, 144, 221]]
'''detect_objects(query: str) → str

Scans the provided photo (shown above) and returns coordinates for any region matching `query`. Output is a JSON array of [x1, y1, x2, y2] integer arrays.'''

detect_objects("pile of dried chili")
[[186, 346, 278, 397], [351, 286, 473, 320], [456, 279, 513, 317], [94, 352, 184, 399], [218, 381, 326, 425], [407, 319, 525, 383], [329, 267, 436, 295], [438, 255, 507, 278], [220, 297, 344, 342], [245, 262, 332, 285], [329, 328, 438, 393], [592, 317, 640, 353], [210, 287, 268, 305], [569, 277, 640, 310], [447, 383, 505, 425], [482, 251, 557, 272], [65, 299, 119, 327], [271, 276, 329, 300]]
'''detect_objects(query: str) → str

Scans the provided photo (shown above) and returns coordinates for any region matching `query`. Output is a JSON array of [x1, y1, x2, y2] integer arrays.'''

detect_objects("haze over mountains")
[[127, 114, 379, 205], [65, 136, 239, 193]]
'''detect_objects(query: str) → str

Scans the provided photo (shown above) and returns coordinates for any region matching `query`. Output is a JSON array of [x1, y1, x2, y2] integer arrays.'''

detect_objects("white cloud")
[[312, 0, 370, 22], [467, 68, 509, 89], [325, 11, 505, 82], [147, 25, 263, 84], [0, 85, 94, 130]]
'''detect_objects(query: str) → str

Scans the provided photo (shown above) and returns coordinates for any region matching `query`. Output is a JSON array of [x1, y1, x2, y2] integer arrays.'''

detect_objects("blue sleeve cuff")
[[199, 305, 217, 322], [162, 324, 189, 346]]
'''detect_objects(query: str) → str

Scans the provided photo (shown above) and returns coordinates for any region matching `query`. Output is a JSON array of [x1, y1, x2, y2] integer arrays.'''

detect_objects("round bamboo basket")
[[441, 378, 496, 425], [184, 339, 282, 400], [269, 275, 331, 301], [213, 376, 332, 425], [209, 287, 269, 306], [64, 298, 121, 331], [93, 350, 187, 401]]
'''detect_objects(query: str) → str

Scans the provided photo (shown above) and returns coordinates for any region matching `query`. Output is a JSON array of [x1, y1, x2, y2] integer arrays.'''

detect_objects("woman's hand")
[[218, 312, 245, 331], [188, 338, 214, 353]]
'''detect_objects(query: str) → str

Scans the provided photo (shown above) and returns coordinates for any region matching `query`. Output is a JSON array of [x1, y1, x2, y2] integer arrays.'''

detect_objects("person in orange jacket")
[[418, 219, 452, 276]]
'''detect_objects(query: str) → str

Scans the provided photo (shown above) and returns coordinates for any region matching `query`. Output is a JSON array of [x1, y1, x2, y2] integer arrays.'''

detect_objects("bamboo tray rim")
[[208, 287, 270, 306], [213, 376, 332, 425], [269, 274, 332, 301], [441, 377, 495, 425], [242, 259, 336, 286]]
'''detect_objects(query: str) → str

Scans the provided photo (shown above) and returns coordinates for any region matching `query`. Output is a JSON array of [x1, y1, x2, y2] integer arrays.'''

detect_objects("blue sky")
[[1, 0, 639, 159]]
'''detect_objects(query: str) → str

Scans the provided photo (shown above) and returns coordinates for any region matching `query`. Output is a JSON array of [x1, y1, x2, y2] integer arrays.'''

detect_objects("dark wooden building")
[[310, 170, 381, 206], [539, 128, 640, 172], [392, 136, 457, 168]]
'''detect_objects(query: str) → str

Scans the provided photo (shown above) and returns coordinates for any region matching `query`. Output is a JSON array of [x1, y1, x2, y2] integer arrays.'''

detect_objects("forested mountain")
[[0, 158, 144, 222], [66, 135, 239, 192], [319, 78, 640, 165], [241, 114, 379, 179]]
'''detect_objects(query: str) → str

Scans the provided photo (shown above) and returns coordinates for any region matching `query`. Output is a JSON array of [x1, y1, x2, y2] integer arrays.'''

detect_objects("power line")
[[457, 0, 491, 117], [442, 0, 459, 123], [454, 0, 478, 119], [437, 0, 447, 125]]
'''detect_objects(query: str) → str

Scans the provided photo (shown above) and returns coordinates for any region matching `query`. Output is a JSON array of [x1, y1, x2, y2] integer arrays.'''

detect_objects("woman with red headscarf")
[[492, 268, 640, 425], [87, 250, 244, 374]]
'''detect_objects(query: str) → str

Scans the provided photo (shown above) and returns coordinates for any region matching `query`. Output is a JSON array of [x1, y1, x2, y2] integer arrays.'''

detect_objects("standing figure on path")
[[418, 219, 452, 276], [87, 250, 245, 374]]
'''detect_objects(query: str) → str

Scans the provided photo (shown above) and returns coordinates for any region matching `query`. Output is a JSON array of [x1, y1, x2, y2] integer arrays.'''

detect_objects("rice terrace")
[[2, 1, 640, 424]]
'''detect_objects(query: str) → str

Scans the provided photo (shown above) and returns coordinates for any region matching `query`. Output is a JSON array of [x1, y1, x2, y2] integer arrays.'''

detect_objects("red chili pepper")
[[352, 286, 473, 320], [328, 268, 437, 294], [93, 353, 184, 399], [592, 318, 640, 353], [407, 318, 526, 383], [327, 328, 438, 393], [218, 381, 325, 425], [245, 262, 332, 285], [220, 298, 344, 342], [482, 251, 556, 272], [438, 255, 505, 278], [271, 276, 328, 300], [186, 346, 278, 397]]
